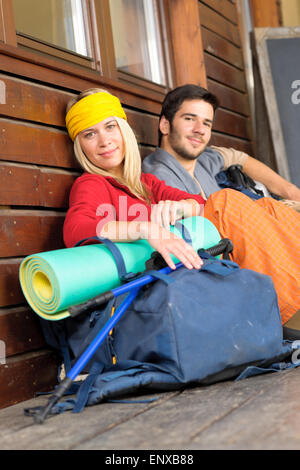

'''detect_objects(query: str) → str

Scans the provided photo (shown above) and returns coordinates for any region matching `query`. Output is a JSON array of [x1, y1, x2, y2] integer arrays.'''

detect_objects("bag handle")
[[198, 249, 240, 277], [175, 221, 234, 261]]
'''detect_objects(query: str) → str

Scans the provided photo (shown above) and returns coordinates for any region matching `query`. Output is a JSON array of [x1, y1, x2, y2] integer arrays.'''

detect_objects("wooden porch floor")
[[1, 366, 300, 450]]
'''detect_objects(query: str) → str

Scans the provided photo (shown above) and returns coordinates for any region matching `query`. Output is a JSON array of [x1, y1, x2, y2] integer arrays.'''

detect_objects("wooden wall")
[[199, 0, 254, 155], [0, 74, 68, 409], [249, 0, 282, 27], [0, 0, 255, 409], [0, 44, 162, 409]]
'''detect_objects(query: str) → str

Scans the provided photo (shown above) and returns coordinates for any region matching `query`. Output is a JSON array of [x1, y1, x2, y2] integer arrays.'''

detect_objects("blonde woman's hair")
[[67, 88, 151, 202]]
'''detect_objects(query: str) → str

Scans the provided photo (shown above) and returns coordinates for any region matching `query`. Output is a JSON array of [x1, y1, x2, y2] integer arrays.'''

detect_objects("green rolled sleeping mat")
[[19, 216, 221, 321]]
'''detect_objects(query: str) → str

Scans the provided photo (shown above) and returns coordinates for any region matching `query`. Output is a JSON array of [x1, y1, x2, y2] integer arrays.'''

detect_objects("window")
[[13, 0, 92, 59], [109, 0, 166, 85], [10, 0, 170, 90]]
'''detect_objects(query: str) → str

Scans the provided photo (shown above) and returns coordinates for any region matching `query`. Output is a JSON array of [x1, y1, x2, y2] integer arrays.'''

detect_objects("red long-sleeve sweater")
[[63, 172, 205, 247]]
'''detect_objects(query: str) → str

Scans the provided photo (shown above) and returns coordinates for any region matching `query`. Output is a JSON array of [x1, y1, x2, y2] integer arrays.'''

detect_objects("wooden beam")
[[166, 0, 207, 87], [0, 0, 17, 46], [0, 351, 59, 409], [249, 0, 282, 27]]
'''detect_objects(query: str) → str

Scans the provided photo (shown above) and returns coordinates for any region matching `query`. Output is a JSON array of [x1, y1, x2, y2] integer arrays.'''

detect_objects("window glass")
[[109, 0, 166, 85], [13, 0, 91, 57]]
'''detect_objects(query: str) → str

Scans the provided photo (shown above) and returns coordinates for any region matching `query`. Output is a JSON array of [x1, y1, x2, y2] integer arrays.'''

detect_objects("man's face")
[[160, 99, 214, 161]]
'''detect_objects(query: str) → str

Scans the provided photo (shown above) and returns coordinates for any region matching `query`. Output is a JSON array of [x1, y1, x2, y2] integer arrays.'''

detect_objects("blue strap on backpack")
[[75, 235, 137, 283]]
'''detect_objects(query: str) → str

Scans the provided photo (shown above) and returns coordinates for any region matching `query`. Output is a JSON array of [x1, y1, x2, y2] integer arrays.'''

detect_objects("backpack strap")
[[72, 360, 105, 413], [174, 221, 192, 245], [144, 270, 175, 285], [75, 236, 136, 283]]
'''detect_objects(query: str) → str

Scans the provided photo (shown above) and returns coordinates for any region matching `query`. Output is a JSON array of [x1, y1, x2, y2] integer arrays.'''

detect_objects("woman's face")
[[78, 117, 125, 177]]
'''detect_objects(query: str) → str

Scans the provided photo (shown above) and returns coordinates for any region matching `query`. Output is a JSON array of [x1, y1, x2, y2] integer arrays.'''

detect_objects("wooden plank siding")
[[0, 0, 255, 410], [199, 0, 254, 154], [249, 0, 282, 28], [0, 66, 160, 409]]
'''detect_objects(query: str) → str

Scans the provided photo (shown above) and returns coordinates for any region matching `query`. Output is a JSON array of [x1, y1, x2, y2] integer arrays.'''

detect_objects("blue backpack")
[[216, 165, 280, 200], [34, 249, 299, 416]]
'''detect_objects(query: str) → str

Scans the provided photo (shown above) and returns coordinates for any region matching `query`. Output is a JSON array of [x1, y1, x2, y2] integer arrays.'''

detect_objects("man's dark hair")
[[158, 84, 219, 145]]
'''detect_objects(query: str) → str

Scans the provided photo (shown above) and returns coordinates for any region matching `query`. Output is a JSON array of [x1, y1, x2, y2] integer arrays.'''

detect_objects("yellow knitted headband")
[[65, 92, 127, 141]]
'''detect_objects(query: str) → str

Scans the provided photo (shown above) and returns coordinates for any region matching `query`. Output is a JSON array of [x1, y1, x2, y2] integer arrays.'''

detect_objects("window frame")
[[107, 0, 170, 90], [12, 0, 97, 69], [3, 0, 173, 94]]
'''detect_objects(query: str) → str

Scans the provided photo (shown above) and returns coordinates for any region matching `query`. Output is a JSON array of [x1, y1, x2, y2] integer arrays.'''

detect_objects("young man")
[[142, 84, 300, 333], [142, 84, 300, 205]]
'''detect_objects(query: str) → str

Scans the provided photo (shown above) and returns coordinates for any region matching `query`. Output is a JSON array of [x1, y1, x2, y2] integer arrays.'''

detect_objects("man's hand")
[[285, 183, 300, 202]]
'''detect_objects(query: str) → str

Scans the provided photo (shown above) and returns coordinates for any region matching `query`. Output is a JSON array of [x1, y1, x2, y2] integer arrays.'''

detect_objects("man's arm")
[[242, 156, 300, 201]]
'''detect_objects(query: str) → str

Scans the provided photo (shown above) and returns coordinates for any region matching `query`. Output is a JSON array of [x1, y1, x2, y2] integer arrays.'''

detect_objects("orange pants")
[[204, 189, 300, 325]]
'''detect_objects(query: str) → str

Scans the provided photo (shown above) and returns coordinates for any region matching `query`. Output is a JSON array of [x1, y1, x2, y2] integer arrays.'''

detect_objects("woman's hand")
[[151, 200, 183, 229], [140, 221, 203, 271], [151, 199, 201, 229], [100, 219, 203, 271]]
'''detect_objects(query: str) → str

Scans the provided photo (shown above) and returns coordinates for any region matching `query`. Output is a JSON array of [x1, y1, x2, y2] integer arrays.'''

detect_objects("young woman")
[[64, 88, 204, 272], [63, 88, 300, 326]]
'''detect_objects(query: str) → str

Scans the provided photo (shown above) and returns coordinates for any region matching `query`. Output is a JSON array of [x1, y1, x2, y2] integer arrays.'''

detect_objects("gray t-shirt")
[[142, 146, 248, 198], [142, 147, 224, 198]]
